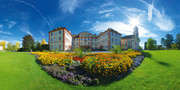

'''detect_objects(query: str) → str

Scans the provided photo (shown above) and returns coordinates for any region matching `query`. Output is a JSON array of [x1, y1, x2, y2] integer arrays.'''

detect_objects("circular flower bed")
[[31, 51, 143, 86]]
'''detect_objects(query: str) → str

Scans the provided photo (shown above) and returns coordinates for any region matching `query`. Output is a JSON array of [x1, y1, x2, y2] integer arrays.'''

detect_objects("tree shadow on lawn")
[[142, 51, 171, 67]]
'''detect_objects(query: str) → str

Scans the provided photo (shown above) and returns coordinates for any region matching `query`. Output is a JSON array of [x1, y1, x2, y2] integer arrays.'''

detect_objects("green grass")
[[0, 50, 180, 90]]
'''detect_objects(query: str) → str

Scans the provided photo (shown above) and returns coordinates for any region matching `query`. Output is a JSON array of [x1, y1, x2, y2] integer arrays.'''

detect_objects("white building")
[[0, 46, 3, 51], [48, 27, 72, 51]]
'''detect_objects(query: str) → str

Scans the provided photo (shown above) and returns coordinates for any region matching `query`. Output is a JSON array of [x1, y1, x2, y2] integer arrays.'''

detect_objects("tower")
[[133, 26, 139, 38]]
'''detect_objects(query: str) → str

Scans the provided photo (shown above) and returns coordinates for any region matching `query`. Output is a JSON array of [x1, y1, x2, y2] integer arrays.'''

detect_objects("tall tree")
[[41, 39, 47, 45], [146, 38, 157, 50], [165, 34, 174, 49], [0, 41, 6, 50], [22, 34, 35, 51], [35, 41, 42, 51], [161, 38, 165, 46], [6, 42, 12, 51], [15, 42, 20, 51], [175, 33, 180, 49]]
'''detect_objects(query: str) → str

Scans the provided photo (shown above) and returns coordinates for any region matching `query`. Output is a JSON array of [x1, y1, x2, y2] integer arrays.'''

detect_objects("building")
[[48, 27, 72, 51], [121, 26, 140, 50], [72, 28, 122, 50], [0, 46, 3, 51], [48, 26, 140, 51]]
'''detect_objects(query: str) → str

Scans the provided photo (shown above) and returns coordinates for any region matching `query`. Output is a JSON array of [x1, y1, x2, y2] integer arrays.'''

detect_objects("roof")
[[122, 35, 135, 39]]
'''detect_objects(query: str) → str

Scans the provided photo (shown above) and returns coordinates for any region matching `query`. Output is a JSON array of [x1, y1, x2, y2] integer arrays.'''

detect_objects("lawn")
[[0, 50, 180, 90]]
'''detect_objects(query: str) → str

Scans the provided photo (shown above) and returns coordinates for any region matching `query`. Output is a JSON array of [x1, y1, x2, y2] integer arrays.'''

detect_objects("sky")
[[0, 0, 180, 48]]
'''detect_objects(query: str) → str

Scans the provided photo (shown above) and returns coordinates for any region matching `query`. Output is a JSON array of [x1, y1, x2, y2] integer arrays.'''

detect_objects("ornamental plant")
[[109, 45, 122, 54], [73, 47, 91, 58]]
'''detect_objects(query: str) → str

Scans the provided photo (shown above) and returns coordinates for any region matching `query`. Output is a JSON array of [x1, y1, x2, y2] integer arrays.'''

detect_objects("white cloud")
[[98, 9, 114, 14], [39, 30, 45, 36], [100, 1, 114, 7], [59, 0, 81, 13], [154, 15, 175, 31], [122, 7, 146, 13], [140, 0, 175, 31], [83, 20, 90, 24], [8, 21, 17, 29], [4, 19, 17, 29], [19, 25, 32, 35], [0, 24, 3, 28], [0, 30, 12, 35], [90, 21, 157, 38]]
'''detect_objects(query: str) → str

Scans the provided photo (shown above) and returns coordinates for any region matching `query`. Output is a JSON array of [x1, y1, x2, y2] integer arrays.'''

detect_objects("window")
[[88, 38, 89, 41], [112, 33, 113, 36], [81, 38, 83, 41], [84, 38, 86, 40], [55, 32, 57, 35], [59, 37, 61, 41], [54, 37, 57, 42], [88, 42, 89, 44], [55, 45, 57, 49], [81, 42, 82, 45], [59, 31, 61, 34], [51, 38, 53, 42], [84, 42, 86, 45], [59, 45, 61, 49], [112, 38, 113, 42], [77, 38, 78, 41], [51, 33, 53, 36], [88, 35, 89, 37], [77, 42, 78, 45]]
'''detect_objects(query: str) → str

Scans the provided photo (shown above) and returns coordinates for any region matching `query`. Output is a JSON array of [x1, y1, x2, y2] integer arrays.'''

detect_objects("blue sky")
[[0, 0, 180, 48]]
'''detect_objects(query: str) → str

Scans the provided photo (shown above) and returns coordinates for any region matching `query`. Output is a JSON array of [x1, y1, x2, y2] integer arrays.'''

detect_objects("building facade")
[[48, 27, 72, 51], [48, 26, 140, 51], [121, 26, 140, 50]]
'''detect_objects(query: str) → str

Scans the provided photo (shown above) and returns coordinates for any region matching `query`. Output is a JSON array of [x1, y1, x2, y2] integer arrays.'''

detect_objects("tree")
[[22, 34, 35, 51], [146, 38, 157, 50], [35, 41, 42, 51], [15, 42, 20, 51], [0, 41, 6, 50], [144, 42, 147, 50], [161, 38, 165, 46], [41, 39, 47, 45], [171, 43, 177, 49], [12, 45, 16, 51], [165, 34, 174, 49], [175, 33, 180, 49], [6, 42, 12, 51]]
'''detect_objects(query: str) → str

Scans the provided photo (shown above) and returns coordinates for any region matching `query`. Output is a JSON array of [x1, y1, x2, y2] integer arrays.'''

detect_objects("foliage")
[[22, 34, 35, 51], [175, 33, 180, 49], [35, 41, 42, 51], [165, 34, 174, 49], [110, 45, 122, 54], [161, 38, 165, 46], [14, 42, 20, 51], [0, 41, 6, 50], [146, 38, 157, 50], [171, 43, 177, 49], [74, 48, 91, 58], [6, 42, 12, 51], [41, 39, 48, 45]]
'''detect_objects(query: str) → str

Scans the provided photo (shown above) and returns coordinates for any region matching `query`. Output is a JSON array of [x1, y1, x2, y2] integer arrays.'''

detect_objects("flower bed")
[[82, 53, 133, 76], [31, 51, 144, 86]]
